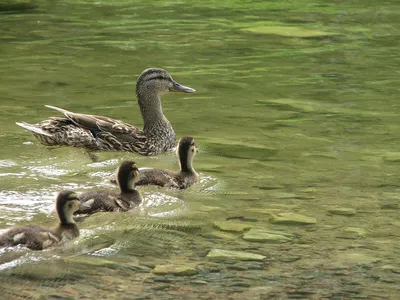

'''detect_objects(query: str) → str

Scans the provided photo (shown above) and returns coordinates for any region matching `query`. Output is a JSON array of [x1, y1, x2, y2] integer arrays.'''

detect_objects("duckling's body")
[[76, 161, 142, 215], [0, 191, 81, 250], [16, 68, 195, 156], [136, 136, 199, 189], [137, 169, 198, 189]]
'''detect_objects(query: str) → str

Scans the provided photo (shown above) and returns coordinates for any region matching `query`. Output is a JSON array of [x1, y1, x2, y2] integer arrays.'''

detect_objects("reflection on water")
[[1, 0, 400, 298]]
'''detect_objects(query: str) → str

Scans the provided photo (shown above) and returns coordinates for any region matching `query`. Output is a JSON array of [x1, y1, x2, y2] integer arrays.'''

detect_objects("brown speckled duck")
[[16, 68, 196, 156], [0, 191, 83, 250], [136, 136, 199, 189], [75, 161, 142, 215]]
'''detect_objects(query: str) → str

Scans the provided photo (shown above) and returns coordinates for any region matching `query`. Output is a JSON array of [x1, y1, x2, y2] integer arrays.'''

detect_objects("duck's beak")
[[170, 81, 196, 93], [79, 201, 92, 209]]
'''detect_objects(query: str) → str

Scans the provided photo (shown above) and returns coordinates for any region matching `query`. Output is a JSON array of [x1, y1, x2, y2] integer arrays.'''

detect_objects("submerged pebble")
[[341, 227, 367, 238], [243, 228, 293, 243], [152, 264, 198, 276], [213, 221, 252, 232], [207, 249, 266, 261], [327, 207, 356, 216], [270, 213, 317, 225], [229, 281, 251, 287], [191, 280, 208, 285]]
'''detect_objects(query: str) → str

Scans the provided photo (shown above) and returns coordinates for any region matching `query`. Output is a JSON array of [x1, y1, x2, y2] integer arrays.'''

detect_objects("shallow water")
[[1, 0, 400, 298]]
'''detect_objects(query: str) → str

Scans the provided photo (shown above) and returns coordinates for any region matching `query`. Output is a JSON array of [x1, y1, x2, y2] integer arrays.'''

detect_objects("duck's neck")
[[58, 209, 75, 226], [137, 90, 169, 132], [118, 175, 135, 193], [180, 154, 196, 174]]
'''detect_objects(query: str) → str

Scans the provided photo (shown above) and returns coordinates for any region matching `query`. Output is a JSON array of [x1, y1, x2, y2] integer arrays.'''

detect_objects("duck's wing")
[[45, 105, 145, 139], [76, 191, 130, 214], [0, 226, 59, 250], [136, 168, 180, 188]]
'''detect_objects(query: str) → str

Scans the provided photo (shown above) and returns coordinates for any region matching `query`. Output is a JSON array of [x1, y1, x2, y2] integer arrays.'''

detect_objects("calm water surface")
[[1, 0, 400, 298]]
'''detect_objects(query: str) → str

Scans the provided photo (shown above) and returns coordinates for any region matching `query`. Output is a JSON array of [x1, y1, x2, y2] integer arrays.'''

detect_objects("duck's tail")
[[15, 122, 53, 137], [44, 105, 72, 116]]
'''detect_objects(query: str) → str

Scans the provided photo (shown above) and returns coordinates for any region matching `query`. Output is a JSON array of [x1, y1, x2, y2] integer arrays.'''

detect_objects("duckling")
[[0, 191, 82, 250], [75, 161, 142, 215], [136, 136, 199, 189], [16, 68, 196, 156]]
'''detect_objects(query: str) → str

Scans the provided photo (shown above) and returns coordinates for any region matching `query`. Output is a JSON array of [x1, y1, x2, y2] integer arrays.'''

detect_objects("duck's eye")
[[68, 203, 73, 208], [150, 75, 168, 81]]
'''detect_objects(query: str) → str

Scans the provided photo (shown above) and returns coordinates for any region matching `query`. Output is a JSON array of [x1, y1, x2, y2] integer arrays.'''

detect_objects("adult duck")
[[16, 68, 196, 155], [75, 160, 142, 215], [0, 191, 84, 250]]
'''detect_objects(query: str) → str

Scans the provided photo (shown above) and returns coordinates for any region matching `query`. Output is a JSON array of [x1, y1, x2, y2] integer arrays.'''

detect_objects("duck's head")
[[56, 190, 80, 225], [136, 68, 196, 97], [177, 136, 197, 172], [116, 160, 140, 192]]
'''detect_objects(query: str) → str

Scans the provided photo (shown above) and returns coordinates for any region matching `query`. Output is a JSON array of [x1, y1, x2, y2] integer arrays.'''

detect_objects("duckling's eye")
[[68, 203, 73, 208]]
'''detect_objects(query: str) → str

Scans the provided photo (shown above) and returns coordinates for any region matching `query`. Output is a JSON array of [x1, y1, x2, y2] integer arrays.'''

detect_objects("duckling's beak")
[[170, 81, 196, 93]]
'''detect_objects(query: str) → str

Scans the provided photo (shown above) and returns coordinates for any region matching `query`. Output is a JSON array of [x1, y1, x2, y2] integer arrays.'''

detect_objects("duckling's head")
[[116, 160, 140, 192], [136, 68, 196, 97], [177, 136, 197, 172], [56, 191, 80, 225]]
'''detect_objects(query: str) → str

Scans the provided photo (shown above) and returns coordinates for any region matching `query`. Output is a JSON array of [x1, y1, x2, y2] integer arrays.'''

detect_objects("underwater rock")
[[269, 191, 298, 199], [329, 252, 380, 266], [198, 205, 224, 212], [243, 229, 292, 243], [229, 281, 251, 287], [341, 227, 367, 238], [270, 213, 317, 225], [191, 280, 208, 285], [213, 221, 252, 232], [207, 249, 266, 261], [244, 208, 281, 215], [390, 221, 400, 227], [152, 264, 198, 276], [383, 152, 400, 162], [327, 207, 356, 216], [204, 230, 238, 240], [63, 257, 121, 269], [380, 202, 399, 210], [381, 265, 400, 274]]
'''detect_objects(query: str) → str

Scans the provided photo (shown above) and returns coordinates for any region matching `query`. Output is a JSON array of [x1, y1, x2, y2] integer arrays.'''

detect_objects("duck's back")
[[77, 190, 140, 215], [136, 169, 197, 189], [0, 226, 60, 250], [136, 168, 177, 188]]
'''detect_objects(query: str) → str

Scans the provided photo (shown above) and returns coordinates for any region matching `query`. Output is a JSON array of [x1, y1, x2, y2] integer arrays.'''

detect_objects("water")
[[1, 0, 400, 298]]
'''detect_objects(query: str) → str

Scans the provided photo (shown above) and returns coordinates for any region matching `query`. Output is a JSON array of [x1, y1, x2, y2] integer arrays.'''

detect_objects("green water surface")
[[1, 0, 400, 298]]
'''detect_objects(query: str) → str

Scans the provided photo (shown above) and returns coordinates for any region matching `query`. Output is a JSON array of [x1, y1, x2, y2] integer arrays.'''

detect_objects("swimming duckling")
[[0, 191, 82, 250], [16, 68, 196, 155], [75, 161, 142, 215], [136, 136, 199, 189]]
